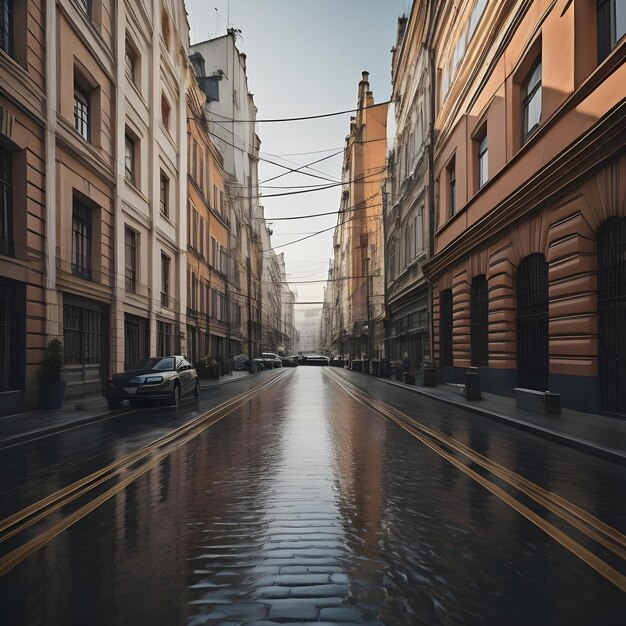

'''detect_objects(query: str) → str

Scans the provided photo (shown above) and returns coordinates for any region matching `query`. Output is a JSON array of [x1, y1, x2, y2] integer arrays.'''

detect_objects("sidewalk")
[[338, 368, 626, 465], [0, 370, 255, 449]]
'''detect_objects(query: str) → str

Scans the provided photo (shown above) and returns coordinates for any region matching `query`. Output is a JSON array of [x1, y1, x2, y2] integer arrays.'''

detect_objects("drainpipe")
[[427, 0, 437, 368]]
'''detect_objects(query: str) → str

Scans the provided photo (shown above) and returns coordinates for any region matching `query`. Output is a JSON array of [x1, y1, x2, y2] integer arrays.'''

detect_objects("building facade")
[[186, 65, 236, 368], [190, 33, 265, 364], [424, 0, 626, 414], [328, 72, 387, 367], [50, 0, 119, 399], [113, 0, 189, 379], [0, 0, 47, 413], [384, 4, 434, 383]]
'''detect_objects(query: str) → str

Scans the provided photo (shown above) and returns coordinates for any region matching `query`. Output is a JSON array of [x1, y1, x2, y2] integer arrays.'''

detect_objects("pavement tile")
[[279, 565, 344, 574], [288, 584, 350, 598], [319, 607, 364, 622], [256, 574, 331, 587]]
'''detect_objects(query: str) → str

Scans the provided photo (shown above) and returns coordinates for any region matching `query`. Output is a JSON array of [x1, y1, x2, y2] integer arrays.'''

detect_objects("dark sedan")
[[105, 356, 199, 409]]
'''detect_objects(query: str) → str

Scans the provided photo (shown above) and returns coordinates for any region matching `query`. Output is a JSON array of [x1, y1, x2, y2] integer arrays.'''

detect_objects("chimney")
[[396, 15, 408, 47], [358, 71, 370, 109]]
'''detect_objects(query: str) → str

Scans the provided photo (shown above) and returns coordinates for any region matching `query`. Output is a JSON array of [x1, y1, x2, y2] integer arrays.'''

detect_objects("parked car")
[[233, 354, 249, 371], [281, 356, 298, 367], [261, 352, 282, 368], [105, 356, 199, 409]]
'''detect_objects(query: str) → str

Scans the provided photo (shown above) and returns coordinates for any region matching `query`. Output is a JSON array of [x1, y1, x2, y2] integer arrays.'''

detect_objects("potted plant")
[[39, 339, 66, 409]]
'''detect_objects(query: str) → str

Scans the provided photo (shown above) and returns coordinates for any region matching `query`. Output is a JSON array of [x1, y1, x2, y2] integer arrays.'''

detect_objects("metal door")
[[597, 218, 626, 414], [516, 254, 549, 390], [470, 275, 489, 367]]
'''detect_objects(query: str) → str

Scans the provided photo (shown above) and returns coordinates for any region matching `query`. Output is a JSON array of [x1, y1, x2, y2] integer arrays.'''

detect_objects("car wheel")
[[107, 397, 121, 409], [193, 380, 200, 399], [170, 383, 180, 407]]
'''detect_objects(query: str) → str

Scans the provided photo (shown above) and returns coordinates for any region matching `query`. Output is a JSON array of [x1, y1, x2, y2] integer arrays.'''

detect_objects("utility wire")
[[242, 166, 386, 200], [260, 191, 381, 221], [260, 136, 387, 159], [259, 149, 343, 185], [204, 128, 340, 185], [206, 99, 392, 124], [270, 212, 382, 251]]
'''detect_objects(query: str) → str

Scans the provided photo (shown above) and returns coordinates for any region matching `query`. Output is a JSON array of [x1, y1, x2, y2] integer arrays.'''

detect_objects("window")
[[125, 38, 137, 84], [0, 148, 13, 257], [162, 12, 170, 49], [74, 84, 90, 141], [598, 0, 626, 62], [125, 133, 136, 185], [161, 94, 170, 130], [125, 227, 137, 293], [447, 156, 456, 217], [477, 132, 488, 189], [157, 321, 173, 356], [72, 197, 92, 279], [522, 59, 542, 142], [0, 0, 12, 56], [77, 0, 91, 18], [161, 253, 170, 307], [160, 171, 169, 217]]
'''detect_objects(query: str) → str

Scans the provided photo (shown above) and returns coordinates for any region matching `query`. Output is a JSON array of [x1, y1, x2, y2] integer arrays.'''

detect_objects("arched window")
[[470, 275, 488, 366], [516, 254, 548, 390]]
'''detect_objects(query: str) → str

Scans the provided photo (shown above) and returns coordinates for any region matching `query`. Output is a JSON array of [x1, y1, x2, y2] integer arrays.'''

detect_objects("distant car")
[[298, 354, 330, 366], [281, 356, 298, 367], [261, 352, 282, 368], [233, 354, 249, 371], [105, 356, 199, 409]]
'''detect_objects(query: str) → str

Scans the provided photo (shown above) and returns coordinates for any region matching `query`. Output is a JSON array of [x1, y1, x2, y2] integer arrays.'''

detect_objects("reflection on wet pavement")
[[0, 368, 625, 625]]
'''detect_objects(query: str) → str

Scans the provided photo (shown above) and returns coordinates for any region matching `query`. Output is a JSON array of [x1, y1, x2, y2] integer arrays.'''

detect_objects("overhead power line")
[[269, 211, 382, 251], [206, 100, 392, 124], [246, 166, 386, 200], [261, 191, 381, 221]]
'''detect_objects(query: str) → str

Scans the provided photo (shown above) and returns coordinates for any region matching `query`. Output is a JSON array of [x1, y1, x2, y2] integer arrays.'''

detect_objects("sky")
[[186, 0, 408, 304]]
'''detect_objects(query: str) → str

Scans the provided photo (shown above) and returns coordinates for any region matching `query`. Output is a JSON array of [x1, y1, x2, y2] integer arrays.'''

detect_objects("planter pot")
[[39, 381, 66, 409]]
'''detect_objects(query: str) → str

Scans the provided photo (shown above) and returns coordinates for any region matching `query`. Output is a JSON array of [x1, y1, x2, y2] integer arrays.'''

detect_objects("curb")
[[1, 375, 261, 448], [340, 370, 626, 466], [199, 373, 254, 388], [0, 412, 115, 449]]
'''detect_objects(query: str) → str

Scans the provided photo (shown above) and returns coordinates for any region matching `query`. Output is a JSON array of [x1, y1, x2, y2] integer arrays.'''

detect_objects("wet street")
[[0, 367, 625, 625]]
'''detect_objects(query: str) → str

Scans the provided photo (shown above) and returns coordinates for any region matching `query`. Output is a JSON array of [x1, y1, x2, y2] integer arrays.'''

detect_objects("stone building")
[[424, 0, 626, 413], [329, 72, 387, 368], [384, 4, 434, 383], [190, 33, 265, 364], [0, 1, 47, 413], [113, 0, 190, 376], [186, 65, 234, 366]]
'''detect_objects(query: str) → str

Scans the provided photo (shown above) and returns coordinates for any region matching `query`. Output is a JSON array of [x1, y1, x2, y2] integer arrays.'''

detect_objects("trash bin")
[[423, 366, 437, 387], [464, 369, 481, 400]]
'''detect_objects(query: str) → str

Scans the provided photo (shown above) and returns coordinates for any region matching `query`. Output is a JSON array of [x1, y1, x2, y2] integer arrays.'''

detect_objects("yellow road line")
[[325, 370, 626, 593], [0, 370, 292, 561]]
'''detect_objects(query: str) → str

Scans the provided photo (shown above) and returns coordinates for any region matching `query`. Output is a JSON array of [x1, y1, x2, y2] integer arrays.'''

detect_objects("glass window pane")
[[617, 0, 626, 43]]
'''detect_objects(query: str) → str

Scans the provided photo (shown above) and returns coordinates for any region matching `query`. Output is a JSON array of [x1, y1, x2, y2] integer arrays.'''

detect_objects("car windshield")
[[128, 357, 175, 372]]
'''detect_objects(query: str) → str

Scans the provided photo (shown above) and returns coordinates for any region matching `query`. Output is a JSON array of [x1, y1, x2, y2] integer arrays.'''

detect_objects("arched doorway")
[[516, 254, 549, 390], [597, 218, 626, 414]]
